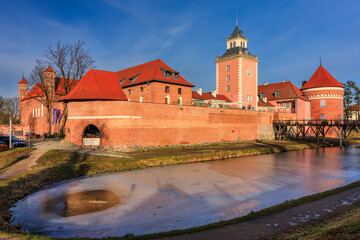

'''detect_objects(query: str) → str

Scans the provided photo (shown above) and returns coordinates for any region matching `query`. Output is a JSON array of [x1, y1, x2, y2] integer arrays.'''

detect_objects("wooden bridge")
[[273, 120, 360, 146]]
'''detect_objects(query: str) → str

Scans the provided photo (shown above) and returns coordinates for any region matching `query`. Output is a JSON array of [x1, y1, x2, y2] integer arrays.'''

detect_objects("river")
[[10, 147, 360, 238]]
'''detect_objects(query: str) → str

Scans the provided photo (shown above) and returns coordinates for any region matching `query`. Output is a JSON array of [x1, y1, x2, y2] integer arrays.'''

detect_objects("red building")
[[258, 81, 311, 120], [215, 25, 259, 110], [301, 65, 344, 120], [19, 67, 78, 135], [117, 59, 195, 105]]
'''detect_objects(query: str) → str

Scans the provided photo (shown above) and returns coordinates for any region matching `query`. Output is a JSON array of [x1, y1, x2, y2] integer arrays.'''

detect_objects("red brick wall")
[[65, 100, 295, 150], [302, 88, 344, 120], [123, 82, 192, 105], [20, 97, 65, 135]]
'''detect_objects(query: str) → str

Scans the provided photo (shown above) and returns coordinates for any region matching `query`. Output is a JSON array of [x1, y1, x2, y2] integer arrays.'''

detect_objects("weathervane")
[[236, 12, 238, 26]]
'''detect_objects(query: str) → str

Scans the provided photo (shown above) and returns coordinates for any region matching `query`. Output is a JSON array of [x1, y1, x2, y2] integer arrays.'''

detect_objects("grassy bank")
[[0, 140, 357, 239], [0, 148, 35, 173], [271, 202, 360, 240]]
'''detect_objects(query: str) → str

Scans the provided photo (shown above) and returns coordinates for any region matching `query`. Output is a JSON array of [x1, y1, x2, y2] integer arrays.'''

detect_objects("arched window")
[[140, 95, 144, 103], [165, 95, 170, 104], [230, 42, 232, 48], [233, 41, 236, 47]]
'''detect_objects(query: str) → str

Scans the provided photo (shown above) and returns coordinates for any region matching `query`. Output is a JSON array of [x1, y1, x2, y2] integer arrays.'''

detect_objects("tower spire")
[[236, 12, 238, 26]]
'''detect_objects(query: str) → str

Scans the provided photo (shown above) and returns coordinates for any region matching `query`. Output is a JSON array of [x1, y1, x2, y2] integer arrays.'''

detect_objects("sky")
[[1, 0, 360, 98]]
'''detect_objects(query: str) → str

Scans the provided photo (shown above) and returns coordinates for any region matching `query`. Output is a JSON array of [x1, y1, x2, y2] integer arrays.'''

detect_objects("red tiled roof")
[[61, 69, 127, 101], [117, 59, 195, 88], [18, 78, 28, 84], [258, 98, 275, 107], [301, 65, 344, 90], [22, 78, 79, 101], [43, 66, 56, 73], [258, 81, 309, 102], [192, 91, 232, 102]]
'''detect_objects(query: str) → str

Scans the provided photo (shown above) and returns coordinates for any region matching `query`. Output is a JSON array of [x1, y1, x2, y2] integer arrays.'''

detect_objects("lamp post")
[[9, 119, 12, 149]]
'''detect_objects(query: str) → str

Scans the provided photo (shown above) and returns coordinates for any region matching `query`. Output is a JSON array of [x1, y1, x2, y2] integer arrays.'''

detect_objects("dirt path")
[[0, 148, 48, 180], [162, 186, 360, 240]]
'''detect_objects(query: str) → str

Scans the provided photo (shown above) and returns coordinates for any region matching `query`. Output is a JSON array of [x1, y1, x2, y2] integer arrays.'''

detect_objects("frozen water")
[[10, 147, 360, 238]]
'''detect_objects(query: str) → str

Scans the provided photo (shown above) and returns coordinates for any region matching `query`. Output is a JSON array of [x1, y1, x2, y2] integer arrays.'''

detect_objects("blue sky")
[[1, 0, 360, 98]]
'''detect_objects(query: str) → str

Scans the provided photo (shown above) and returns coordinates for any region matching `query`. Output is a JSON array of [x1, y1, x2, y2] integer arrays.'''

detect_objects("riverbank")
[[0, 139, 359, 239]]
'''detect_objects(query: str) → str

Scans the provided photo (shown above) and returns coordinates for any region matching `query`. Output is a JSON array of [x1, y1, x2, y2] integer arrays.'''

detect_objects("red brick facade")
[[65, 100, 295, 151], [124, 82, 192, 105]]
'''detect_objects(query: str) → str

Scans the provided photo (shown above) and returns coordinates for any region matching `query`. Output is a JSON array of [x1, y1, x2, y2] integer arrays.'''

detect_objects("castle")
[[17, 24, 344, 150]]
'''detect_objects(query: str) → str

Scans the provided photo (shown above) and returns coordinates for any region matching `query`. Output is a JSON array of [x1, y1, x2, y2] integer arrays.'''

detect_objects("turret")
[[43, 66, 56, 96], [18, 77, 28, 100]]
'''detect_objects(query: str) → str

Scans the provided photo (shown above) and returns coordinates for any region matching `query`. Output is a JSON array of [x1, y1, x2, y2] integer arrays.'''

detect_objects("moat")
[[11, 147, 360, 238]]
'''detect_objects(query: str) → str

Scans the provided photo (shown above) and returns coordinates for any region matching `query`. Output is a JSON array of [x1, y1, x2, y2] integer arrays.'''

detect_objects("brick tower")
[[43, 66, 56, 96], [215, 25, 259, 110], [18, 77, 28, 100], [301, 65, 344, 120]]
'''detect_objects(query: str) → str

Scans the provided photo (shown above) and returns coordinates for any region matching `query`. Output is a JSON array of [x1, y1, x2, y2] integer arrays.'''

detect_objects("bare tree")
[[45, 40, 95, 134], [0, 96, 20, 124], [28, 59, 56, 134]]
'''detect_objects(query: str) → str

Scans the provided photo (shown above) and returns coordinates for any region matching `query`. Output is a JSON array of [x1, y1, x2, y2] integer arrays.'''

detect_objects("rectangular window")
[[165, 86, 169, 93], [247, 95, 252, 102], [226, 85, 230, 92], [128, 89, 131, 95], [321, 100, 326, 108], [178, 88, 182, 94], [286, 102, 290, 108], [320, 114, 326, 120], [226, 76, 230, 81], [141, 87, 144, 92], [280, 102, 283, 108], [340, 100, 343, 108], [274, 91, 280, 97], [226, 65, 230, 71]]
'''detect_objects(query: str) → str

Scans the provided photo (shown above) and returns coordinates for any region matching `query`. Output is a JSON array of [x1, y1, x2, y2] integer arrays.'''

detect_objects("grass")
[[271, 202, 360, 240], [0, 140, 358, 239], [0, 148, 35, 173]]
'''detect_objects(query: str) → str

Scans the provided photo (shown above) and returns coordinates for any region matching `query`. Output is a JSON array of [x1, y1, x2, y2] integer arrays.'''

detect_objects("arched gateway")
[[83, 124, 100, 146]]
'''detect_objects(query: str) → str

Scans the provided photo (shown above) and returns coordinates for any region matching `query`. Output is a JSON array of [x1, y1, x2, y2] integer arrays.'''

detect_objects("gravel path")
[[162, 186, 360, 240], [0, 148, 48, 180]]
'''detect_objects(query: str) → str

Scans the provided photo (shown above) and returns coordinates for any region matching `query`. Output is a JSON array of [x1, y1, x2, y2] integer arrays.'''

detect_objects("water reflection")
[[11, 147, 360, 238], [43, 190, 120, 217]]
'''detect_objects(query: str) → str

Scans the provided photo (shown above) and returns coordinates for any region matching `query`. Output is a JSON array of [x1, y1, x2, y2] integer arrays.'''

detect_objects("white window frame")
[[321, 100, 326, 108], [320, 114, 326, 120], [247, 95, 252, 102], [226, 85, 230, 92], [226, 75, 230, 82], [226, 65, 230, 71], [286, 102, 290, 108]]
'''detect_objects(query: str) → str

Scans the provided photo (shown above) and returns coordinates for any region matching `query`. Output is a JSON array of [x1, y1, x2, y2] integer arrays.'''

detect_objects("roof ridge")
[[90, 69, 106, 99]]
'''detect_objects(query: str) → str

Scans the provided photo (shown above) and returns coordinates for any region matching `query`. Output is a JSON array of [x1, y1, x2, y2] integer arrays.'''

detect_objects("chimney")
[[264, 82, 268, 86], [211, 90, 217, 98], [302, 80, 307, 86], [282, 80, 286, 83], [196, 88, 202, 96]]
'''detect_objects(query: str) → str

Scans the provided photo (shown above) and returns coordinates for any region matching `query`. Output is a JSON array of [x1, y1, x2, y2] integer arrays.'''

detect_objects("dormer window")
[[119, 78, 126, 85], [129, 74, 140, 83], [165, 71, 170, 77], [260, 93, 266, 99], [274, 91, 280, 97], [174, 73, 178, 79]]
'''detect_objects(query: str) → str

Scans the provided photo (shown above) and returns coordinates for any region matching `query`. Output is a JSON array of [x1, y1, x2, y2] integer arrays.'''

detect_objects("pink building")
[[258, 81, 311, 120], [215, 25, 259, 110]]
